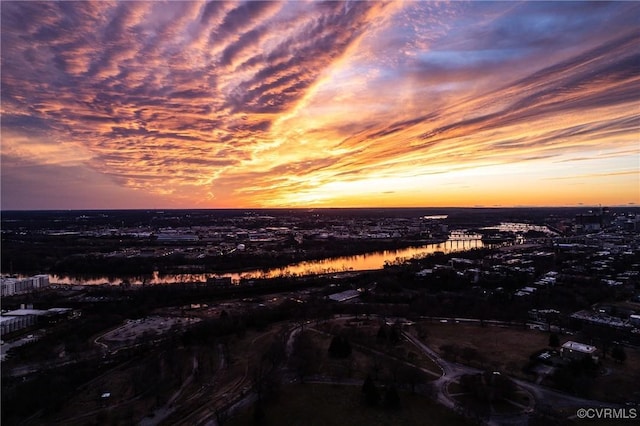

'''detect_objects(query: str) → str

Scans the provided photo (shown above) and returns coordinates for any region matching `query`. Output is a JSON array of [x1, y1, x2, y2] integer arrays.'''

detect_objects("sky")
[[1, 0, 639, 210]]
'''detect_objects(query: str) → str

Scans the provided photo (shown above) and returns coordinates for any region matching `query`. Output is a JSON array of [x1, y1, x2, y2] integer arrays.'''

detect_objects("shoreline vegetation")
[[50, 237, 454, 282]]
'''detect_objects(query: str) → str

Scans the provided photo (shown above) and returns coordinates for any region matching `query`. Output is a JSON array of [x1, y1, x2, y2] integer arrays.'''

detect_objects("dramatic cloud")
[[1, 1, 638, 209]]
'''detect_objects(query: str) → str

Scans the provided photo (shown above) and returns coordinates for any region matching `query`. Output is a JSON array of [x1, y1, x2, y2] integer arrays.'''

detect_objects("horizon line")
[[2, 204, 638, 213]]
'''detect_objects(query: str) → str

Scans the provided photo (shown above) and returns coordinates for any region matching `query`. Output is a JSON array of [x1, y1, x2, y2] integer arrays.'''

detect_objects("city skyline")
[[1, 1, 639, 210]]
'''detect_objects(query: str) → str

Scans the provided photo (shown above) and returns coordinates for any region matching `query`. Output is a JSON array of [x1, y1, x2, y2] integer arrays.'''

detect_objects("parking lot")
[[101, 316, 198, 344]]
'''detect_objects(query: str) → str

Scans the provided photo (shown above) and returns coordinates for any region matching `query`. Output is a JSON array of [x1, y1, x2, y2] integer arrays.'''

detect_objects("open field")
[[590, 346, 640, 402], [411, 321, 640, 403], [229, 383, 472, 426], [410, 321, 550, 375], [447, 382, 533, 416], [313, 318, 441, 376], [303, 328, 372, 380], [305, 325, 440, 380]]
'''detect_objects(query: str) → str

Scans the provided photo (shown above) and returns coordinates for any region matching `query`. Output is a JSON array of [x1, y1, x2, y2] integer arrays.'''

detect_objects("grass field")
[[303, 324, 441, 382], [591, 346, 640, 402], [303, 328, 372, 380], [312, 319, 441, 376], [229, 383, 472, 426], [412, 321, 640, 403], [411, 322, 550, 375]]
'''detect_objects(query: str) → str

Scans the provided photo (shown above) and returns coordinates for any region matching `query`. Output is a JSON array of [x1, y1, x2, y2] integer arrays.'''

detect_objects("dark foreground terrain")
[[2, 207, 640, 425]]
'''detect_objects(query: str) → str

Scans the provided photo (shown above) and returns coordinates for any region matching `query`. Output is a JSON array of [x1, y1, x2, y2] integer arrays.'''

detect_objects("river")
[[46, 235, 485, 285]]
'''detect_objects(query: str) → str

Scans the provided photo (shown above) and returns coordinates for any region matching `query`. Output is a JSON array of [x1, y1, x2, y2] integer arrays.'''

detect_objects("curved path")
[[402, 330, 622, 425], [402, 331, 478, 410]]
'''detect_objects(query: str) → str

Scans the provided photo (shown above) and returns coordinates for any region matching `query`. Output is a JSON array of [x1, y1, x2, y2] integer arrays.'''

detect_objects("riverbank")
[[45, 237, 485, 285]]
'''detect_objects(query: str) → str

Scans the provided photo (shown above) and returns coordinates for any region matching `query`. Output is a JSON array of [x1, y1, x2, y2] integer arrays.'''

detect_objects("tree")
[[551, 357, 597, 396], [460, 374, 485, 401], [440, 344, 460, 362], [389, 326, 401, 345], [384, 385, 401, 410], [362, 375, 380, 406], [291, 332, 319, 382], [252, 355, 281, 404], [263, 337, 286, 368], [460, 346, 479, 364], [376, 324, 400, 346], [548, 333, 560, 348], [489, 372, 517, 401], [396, 364, 430, 394], [611, 345, 627, 364], [253, 402, 266, 425], [416, 324, 428, 339], [328, 335, 352, 358], [460, 372, 516, 403], [215, 409, 229, 426]]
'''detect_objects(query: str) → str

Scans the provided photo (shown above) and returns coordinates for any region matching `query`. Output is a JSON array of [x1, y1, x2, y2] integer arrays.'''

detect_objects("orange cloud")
[[1, 1, 638, 209]]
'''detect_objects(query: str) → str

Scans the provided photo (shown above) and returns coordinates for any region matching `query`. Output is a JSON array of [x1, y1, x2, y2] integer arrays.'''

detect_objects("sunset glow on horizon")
[[1, 1, 639, 210]]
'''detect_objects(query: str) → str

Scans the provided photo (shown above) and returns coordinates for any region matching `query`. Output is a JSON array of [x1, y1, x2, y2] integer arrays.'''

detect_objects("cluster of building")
[[1, 274, 49, 297], [574, 208, 640, 234], [412, 216, 640, 346], [513, 271, 560, 297], [476, 225, 635, 297], [0, 304, 74, 337], [21, 213, 449, 242], [63, 215, 451, 261], [415, 246, 559, 294], [570, 309, 634, 330]]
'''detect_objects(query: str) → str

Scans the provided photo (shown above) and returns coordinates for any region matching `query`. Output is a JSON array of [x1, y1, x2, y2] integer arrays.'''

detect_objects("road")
[[402, 331, 478, 409], [402, 330, 623, 425], [16, 313, 625, 426]]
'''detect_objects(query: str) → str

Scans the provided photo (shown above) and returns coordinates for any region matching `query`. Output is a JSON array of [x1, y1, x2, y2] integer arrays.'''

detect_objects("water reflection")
[[50, 237, 484, 285]]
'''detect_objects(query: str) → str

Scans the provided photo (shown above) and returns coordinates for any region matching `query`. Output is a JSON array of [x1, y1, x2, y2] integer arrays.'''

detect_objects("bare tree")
[[290, 332, 319, 382]]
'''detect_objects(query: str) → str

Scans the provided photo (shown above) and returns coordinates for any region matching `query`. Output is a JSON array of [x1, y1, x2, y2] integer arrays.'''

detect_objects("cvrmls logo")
[[576, 408, 637, 419]]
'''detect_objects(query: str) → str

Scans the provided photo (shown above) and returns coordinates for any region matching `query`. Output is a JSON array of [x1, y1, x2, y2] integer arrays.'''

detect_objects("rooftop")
[[2, 309, 49, 316], [561, 340, 597, 354], [328, 289, 361, 302]]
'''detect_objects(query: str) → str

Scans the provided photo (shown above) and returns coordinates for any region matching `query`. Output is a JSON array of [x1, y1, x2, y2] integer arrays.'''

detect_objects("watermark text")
[[576, 407, 636, 420]]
